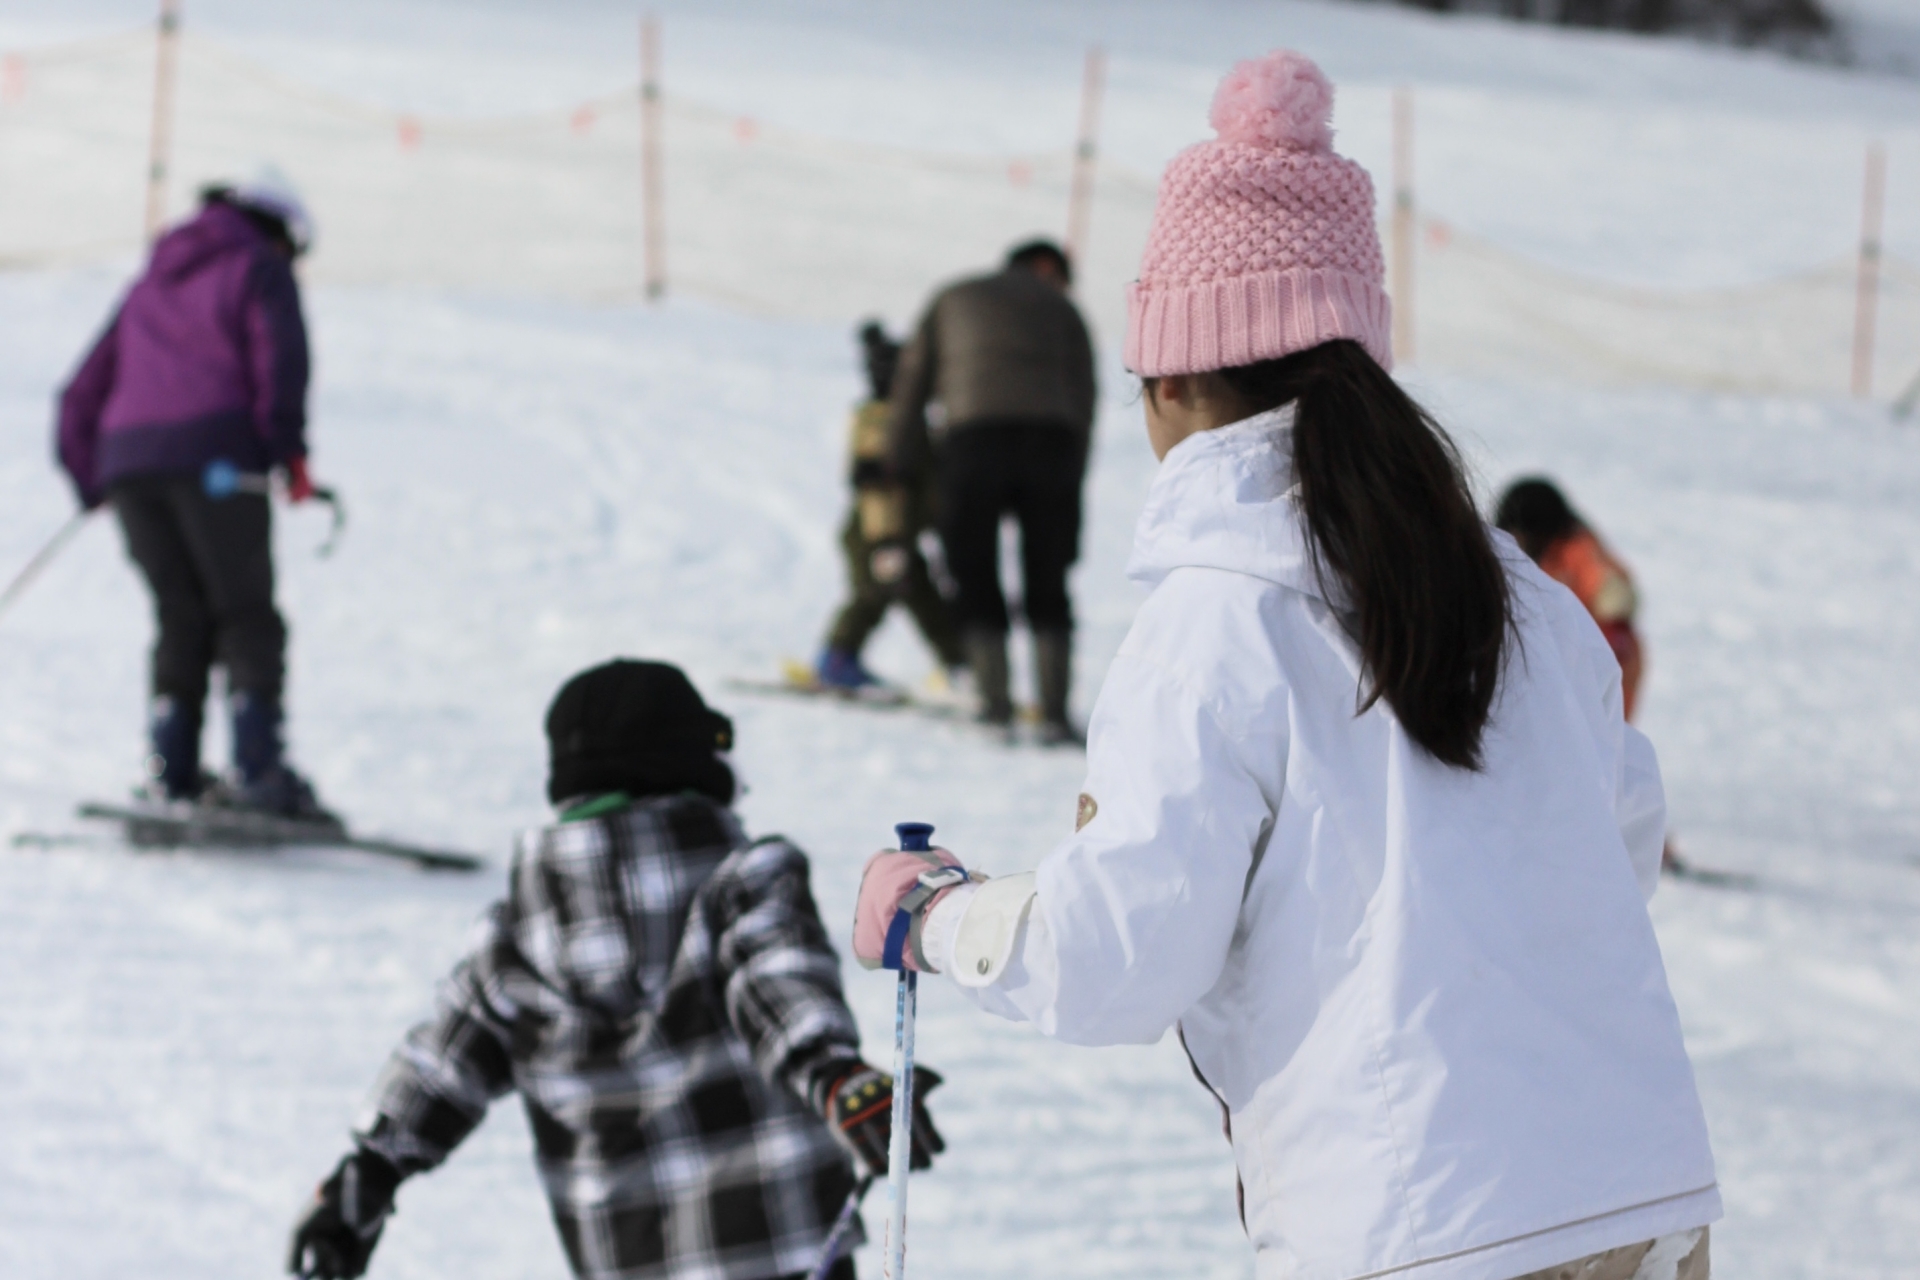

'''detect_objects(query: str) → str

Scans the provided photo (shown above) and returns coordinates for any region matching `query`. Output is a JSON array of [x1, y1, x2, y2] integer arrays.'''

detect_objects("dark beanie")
[[858, 319, 901, 403], [1494, 477, 1580, 562], [545, 660, 735, 806]]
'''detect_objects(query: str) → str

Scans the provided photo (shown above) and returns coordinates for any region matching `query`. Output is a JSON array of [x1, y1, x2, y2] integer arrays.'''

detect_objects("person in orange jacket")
[[1495, 478, 1644, 718], [1495, 477, 1714, 879]]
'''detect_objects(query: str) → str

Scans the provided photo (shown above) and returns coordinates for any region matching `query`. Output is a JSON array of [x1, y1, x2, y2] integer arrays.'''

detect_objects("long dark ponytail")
[[1215, 339, 1512, 770]]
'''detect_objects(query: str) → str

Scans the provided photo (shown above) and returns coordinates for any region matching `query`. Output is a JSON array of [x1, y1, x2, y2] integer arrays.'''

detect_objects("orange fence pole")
[[1851, 141, 1886, 399], [1391, 86, 1416, 366], [1065, 45, 1106, 276], [640, 13, 666, 301], [144, 0, 182, 242]]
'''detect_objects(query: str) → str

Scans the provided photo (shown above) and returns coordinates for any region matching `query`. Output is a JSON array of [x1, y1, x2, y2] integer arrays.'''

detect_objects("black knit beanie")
[[858, 320, 901, 402], [545, 660, 735, 806], [1494, 477, 1580, 562]]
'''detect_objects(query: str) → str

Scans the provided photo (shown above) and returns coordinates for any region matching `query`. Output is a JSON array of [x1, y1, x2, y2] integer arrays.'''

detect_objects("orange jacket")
[[1537, 527, 1635, 623], [1538, 527, 1644, 718]]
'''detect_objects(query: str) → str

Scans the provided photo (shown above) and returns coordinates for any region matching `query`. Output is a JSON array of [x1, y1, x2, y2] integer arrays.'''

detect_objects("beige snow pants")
[[1511, 1228, 1709, 1280]]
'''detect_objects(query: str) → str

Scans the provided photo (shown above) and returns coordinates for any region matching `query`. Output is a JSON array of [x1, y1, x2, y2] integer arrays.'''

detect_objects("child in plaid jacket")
[[289, 660, 941, 1280]]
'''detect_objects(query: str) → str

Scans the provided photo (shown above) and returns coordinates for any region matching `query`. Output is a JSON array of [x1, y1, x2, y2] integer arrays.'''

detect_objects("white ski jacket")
[[928, 407, 1719, 1280]]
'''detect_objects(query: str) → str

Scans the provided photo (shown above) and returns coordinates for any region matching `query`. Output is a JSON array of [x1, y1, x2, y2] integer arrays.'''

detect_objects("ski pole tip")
[[894, 821, 934, 851]]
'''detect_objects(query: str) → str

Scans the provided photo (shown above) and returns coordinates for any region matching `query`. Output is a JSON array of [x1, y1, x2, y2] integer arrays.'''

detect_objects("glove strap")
[[881, 864, 971, 971], [342, 1160, 391, 1239]]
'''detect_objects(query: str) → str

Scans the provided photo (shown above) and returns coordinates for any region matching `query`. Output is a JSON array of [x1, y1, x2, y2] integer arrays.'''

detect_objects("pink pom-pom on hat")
[[1125, 49, 1392, 377], [1209, 50, 1334, 152]]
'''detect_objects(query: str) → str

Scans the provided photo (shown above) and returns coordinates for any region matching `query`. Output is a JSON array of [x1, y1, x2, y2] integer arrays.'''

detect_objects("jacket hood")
[[1127, 404, 1334, 604], [149, 203, 260, 282], [512, 794, 745, 1018]]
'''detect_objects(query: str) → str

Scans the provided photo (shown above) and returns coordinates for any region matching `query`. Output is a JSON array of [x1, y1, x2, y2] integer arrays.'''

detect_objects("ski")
[[1661, 848, 1758, 890], [9, 831, 113, 851], [71, 799, 485, 872]]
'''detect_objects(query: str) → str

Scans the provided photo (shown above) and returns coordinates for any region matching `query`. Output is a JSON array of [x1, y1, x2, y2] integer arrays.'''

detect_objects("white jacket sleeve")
[[1532, 559, 1668, 903], [1618, 724, 1667, 901], [937, 647, 1276, 1045], [1571, 581, 1666, 902]]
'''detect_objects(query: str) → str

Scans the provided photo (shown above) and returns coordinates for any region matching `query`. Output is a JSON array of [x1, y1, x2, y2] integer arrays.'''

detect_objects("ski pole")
[[0, 509, 92, 625], [203, 460, 347, 557], [884, 820, 934, 1280], [1894, 363, 1920, 421], [307, 485, 346, 558], [203, 458, 272, 499], [804, 1175, 873, 1280]]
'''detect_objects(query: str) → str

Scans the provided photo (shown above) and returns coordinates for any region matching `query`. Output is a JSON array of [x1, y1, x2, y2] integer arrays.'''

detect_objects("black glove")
[[815, 1061, 945, 1176], [287, 1148, 402, 1279]]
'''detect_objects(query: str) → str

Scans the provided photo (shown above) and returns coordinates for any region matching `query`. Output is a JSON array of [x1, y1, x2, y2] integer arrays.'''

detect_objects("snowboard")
[[67, 799, 485, 872]]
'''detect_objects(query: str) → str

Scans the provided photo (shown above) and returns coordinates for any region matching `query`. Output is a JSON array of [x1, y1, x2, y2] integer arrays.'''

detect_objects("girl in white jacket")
[[852, 50, 1718, 1280]]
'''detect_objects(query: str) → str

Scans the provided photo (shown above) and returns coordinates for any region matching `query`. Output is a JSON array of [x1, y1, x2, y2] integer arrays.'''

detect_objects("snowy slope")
[[2, 3, 1919, 1279], [8, 275, 1920, 1280]]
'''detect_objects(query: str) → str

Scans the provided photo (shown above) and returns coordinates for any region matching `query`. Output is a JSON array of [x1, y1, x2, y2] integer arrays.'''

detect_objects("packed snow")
[[1, 3, 1918, 1278]]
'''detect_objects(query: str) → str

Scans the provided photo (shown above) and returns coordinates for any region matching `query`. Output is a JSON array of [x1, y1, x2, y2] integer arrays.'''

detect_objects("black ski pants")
[[936, 422, 1084, 635], [111, 474, 286, 708]]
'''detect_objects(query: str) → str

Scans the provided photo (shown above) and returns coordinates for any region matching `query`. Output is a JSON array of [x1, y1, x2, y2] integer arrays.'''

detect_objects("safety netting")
[[1, 27, 1913, 400]]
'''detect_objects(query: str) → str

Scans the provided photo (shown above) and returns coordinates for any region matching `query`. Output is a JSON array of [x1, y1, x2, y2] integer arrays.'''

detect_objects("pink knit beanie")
[[1125, 50, 1392, 376]]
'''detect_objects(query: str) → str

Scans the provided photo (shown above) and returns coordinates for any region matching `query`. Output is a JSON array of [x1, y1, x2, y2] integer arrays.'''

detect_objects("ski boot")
[[139, 694, 208, 804], [1032, 629, 1083, 748], [963, 629, 1015, 742], [228, 690, 340, 829], [815, 647, 879, 690], [815, 647, 905, 703]]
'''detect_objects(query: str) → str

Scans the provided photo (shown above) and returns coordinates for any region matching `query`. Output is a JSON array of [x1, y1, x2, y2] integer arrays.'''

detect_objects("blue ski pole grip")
[[202, 459, 239, 499], [881, 823, 937, 971]]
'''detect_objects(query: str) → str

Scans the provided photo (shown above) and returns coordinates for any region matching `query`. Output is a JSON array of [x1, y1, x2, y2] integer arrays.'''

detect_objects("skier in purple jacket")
[[55, 168, 328, 818]]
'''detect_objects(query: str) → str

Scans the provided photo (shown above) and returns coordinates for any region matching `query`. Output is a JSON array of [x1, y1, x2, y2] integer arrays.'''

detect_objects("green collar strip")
[[558, 791, 633, 823]]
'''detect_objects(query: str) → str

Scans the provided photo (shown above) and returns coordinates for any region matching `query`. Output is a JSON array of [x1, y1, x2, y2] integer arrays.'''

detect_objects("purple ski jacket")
[[56, 201, 310, 509]]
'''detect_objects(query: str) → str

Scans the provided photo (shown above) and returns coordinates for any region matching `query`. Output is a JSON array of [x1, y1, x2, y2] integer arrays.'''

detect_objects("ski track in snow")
[[2, 3, 1919, 1278]]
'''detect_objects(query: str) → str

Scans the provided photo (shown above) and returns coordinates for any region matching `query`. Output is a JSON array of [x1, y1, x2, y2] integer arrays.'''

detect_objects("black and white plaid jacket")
[[356, 793, 866, 1280]]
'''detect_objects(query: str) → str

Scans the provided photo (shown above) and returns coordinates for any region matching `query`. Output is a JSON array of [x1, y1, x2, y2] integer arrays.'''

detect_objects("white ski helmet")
[[227, 163, 315, 255]]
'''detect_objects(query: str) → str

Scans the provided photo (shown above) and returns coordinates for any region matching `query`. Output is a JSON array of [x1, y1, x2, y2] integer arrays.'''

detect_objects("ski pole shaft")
[[886, 968, 917, 1280], [0, 509, 91, 624], [203, 460, 346, 557], [1895, 364, 1920, 420], [884, 820, 934, 1280], [804, 1175, 873, 1280]]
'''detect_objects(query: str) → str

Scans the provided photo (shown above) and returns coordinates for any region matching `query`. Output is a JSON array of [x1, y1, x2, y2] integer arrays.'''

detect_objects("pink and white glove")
[[853, 845, 973, 972]]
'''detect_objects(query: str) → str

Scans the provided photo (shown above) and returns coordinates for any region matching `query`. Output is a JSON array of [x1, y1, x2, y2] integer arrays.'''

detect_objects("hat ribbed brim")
[[1125, 267, 1393, 377]]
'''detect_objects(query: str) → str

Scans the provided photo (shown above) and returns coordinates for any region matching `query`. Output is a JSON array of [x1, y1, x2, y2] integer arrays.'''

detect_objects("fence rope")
[[0, 25, 1911, 399]]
